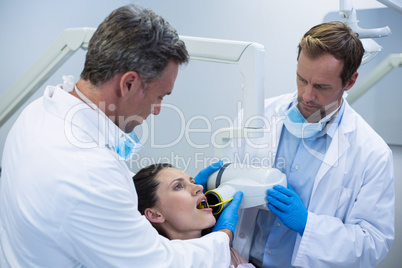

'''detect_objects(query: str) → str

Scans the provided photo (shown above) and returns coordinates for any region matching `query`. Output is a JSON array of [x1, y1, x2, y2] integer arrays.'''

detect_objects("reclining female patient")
[[133, 163, 254, 268]]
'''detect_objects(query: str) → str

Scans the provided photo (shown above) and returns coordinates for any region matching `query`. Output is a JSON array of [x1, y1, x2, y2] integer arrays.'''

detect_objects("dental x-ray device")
[[203, 163, 287, 215]]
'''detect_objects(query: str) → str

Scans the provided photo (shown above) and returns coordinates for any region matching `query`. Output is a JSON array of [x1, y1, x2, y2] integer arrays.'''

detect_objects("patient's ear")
[[144, 208, 165, 223]]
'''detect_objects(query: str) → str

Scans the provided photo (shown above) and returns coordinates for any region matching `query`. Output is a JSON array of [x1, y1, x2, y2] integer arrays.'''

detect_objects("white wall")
[[0, 0, 400, 267]]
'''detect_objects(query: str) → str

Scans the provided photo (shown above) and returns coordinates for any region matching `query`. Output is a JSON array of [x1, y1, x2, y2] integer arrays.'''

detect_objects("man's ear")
[[344, 72, 359, 92], [144, 208, 165, 223], [120, 71, 141, 97]]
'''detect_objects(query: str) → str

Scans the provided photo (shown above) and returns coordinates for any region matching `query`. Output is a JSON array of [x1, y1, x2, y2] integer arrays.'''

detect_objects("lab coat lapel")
[[312, 103, 355, 194], [315, 128, 348, 187], [272, 106, 284, 156], [271, 95, 289, 156]]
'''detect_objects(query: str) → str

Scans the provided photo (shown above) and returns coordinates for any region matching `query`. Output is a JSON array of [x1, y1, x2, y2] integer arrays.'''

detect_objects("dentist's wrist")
[[217, 228, 233, 244]]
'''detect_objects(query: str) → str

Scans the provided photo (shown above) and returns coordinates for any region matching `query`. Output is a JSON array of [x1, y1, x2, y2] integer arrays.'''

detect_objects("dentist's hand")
[[267, 184, 307, 236], [213, 191, 243, 242], [194, 160, 223, 192]]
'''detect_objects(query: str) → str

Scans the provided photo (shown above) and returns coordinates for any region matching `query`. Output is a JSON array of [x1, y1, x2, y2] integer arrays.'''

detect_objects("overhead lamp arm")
[[340, 0, 392, 38], [181, 35, 265, 130], [377, 0, 402, 14], [347, 53, 402, 104], [0, 28, 95, 127], [0, 29, 265, 133]]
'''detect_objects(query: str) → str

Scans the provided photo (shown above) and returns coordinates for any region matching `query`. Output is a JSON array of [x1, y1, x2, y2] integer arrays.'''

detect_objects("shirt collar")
[[316, 99, 346, 139]]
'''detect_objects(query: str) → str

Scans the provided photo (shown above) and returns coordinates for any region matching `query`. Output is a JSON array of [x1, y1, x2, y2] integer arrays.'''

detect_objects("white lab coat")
[[232, 93, 394, 268], [0, 84, 231, 268]]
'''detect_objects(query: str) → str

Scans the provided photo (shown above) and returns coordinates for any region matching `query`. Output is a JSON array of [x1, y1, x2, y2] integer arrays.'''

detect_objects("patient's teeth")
[[197, 200, 208, 209]]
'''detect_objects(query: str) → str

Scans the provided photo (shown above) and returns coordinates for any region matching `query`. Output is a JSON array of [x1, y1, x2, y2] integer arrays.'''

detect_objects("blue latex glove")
[[194, 160, 223, 192], [266, 184, 308, 236], [212, 191, 243, 236]]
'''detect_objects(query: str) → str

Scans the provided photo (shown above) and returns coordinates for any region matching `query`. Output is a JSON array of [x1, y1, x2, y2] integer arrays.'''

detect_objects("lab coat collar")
[[43, 84, 121, 153]]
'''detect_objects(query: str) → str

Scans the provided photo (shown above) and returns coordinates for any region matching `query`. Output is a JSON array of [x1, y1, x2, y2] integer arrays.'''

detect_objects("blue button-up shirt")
[[249, 100, 345, 268]]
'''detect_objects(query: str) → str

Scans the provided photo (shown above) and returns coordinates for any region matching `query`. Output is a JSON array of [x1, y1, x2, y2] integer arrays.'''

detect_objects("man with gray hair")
[[0, 5, 242, 267]]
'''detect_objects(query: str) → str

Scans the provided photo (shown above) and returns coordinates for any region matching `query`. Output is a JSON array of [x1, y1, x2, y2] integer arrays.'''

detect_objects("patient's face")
[[152, 167, 216, 239]]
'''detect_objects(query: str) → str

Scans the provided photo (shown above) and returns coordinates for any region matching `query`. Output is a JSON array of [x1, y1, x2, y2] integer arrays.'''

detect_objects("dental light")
[[205, 163, 287, 215], [339, 0, 392, 65]]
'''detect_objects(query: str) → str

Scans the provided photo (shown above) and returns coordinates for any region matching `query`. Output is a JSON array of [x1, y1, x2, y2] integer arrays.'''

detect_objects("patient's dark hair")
[[133, 163, 174, 215], [133, 163, 212, 238]]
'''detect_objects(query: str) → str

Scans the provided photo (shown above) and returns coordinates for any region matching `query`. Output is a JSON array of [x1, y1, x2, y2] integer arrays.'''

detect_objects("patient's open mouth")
[[197, 199, 208, 209]]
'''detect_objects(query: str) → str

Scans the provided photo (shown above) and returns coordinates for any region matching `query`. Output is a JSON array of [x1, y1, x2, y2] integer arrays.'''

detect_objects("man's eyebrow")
[[297, 73, 331, 88], [296, 73, 305, 80], [315, 83, 332, 88], [313, 81, 332, 88]]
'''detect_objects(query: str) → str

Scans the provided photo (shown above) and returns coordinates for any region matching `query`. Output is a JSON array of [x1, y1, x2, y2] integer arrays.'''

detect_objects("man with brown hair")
[[232, 21, 394, 268]]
